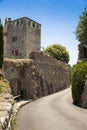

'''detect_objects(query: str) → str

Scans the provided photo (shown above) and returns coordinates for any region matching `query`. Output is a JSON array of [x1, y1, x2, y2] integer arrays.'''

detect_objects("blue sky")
[[0, 0, 87, 65]]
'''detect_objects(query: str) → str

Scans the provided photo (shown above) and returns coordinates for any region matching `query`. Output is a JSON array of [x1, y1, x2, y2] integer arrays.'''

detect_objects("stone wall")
[[0, 72, 13, 130], [3, 59, 40, 99], [3, 52, 71, 99], [30, 52, 71, 96]]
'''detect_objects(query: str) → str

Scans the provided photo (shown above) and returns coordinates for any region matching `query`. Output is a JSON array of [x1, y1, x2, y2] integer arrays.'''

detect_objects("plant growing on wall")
[[0, 20, 4, 69], [44, 44, 69, 63]]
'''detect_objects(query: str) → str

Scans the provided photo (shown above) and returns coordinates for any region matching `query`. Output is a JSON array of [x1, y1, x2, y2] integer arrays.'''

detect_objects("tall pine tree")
[[0, 19, 4, 69]]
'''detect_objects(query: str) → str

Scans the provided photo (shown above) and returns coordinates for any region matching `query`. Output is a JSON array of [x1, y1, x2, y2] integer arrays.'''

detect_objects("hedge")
[[72, 62, 87, 106]]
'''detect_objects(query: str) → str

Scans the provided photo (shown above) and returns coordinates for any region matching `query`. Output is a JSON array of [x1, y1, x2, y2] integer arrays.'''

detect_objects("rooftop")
[[6, 17, 41, 25]]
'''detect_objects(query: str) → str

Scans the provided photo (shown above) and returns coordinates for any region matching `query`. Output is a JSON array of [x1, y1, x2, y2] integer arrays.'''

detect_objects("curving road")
[[16, 88, 87, 130]]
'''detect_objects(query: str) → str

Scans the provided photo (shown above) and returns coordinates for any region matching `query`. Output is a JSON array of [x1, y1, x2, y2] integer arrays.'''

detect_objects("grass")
[[10, 116, 16, 130], [0, 79, 10, 93]]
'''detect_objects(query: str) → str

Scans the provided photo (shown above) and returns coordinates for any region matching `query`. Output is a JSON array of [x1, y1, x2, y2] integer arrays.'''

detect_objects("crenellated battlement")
[[5, 17, 41, 29]]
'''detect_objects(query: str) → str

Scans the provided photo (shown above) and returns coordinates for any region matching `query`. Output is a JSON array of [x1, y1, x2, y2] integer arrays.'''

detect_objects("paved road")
[[16, 88, 87, 130]]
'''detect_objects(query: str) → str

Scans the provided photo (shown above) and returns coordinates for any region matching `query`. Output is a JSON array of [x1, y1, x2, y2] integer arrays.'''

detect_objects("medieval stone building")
[[78, 44, 87, 62], [4, 17, 41, 58]]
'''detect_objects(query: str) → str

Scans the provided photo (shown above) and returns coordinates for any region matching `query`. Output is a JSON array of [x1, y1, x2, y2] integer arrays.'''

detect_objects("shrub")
[[72, 62, 87, 106], [44, 44, 69, 63]]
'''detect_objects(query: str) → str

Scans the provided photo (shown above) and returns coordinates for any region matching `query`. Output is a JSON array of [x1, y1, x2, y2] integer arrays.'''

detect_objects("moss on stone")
[[0, 79, 10, 93], [10, 115, 16, 130]]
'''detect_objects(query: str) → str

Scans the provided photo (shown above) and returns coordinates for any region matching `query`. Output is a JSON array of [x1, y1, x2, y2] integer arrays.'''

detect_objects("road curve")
[[16, 88, 87, 130]]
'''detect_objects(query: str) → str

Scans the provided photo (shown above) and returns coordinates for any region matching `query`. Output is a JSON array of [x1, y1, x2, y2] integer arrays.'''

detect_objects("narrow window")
[[12, 50, 14, 55], [12, 37, 17, 42], [33, 23, 35, 28], [15, 50, 18, 56], [12, 50, 18, 56]]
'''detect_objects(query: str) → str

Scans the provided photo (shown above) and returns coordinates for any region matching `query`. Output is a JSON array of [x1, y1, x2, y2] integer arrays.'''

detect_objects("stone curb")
[[0, 98, 33, 130], [0, 103, 12, 130], [8, 99, 33, 130], [13, 100, 32, 116]]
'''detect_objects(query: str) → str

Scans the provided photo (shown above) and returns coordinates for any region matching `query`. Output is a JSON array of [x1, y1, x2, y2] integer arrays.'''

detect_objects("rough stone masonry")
[[3, 52, 71, 99]]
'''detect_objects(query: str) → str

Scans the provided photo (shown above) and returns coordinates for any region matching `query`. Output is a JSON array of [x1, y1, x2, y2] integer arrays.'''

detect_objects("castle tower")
[[4, 17, 41, 58]]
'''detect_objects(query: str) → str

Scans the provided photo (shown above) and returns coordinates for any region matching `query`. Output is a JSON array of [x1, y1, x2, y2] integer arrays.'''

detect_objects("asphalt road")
[[16, 88, 87, 130]]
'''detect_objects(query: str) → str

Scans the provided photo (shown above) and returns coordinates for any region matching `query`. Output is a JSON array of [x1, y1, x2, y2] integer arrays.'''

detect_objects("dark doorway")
[[84, 47, 87, 58], [21, 90, 27, 99]]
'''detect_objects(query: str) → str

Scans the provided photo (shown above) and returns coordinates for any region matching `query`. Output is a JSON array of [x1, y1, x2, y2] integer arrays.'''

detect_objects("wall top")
[[5, 17, 41, 26]]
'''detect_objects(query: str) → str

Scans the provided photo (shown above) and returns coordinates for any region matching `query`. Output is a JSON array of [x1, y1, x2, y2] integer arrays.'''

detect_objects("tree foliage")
[[44, 44, 69, 63], [76, 7, 87, 45], [0, 22, 4, 69]]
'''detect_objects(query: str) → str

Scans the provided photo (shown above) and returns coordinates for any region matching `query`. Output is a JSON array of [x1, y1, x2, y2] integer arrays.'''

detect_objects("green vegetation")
[[10, 116, 16, 130], [0, 79, 10, 93], [44, 44, 69, 63], [0, 21, 4, 69], [12, 97, 17, 105], [11, 55, 17, 59], [76, 7, 87, 45], [72, 62, 87, 106]]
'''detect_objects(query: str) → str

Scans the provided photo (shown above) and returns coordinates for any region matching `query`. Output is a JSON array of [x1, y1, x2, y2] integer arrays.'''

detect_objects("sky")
[[0, 0, 87, 65]]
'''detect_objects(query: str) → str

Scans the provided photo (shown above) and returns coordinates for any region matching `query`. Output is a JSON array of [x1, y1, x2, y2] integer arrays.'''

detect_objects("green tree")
[[0, 20, 4, 69], [76, 7, 87, 45], [44, 44, 69, 63]]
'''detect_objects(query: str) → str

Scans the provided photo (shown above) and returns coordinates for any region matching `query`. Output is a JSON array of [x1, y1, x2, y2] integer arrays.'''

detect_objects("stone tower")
[[4, 17, 41, 58]]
